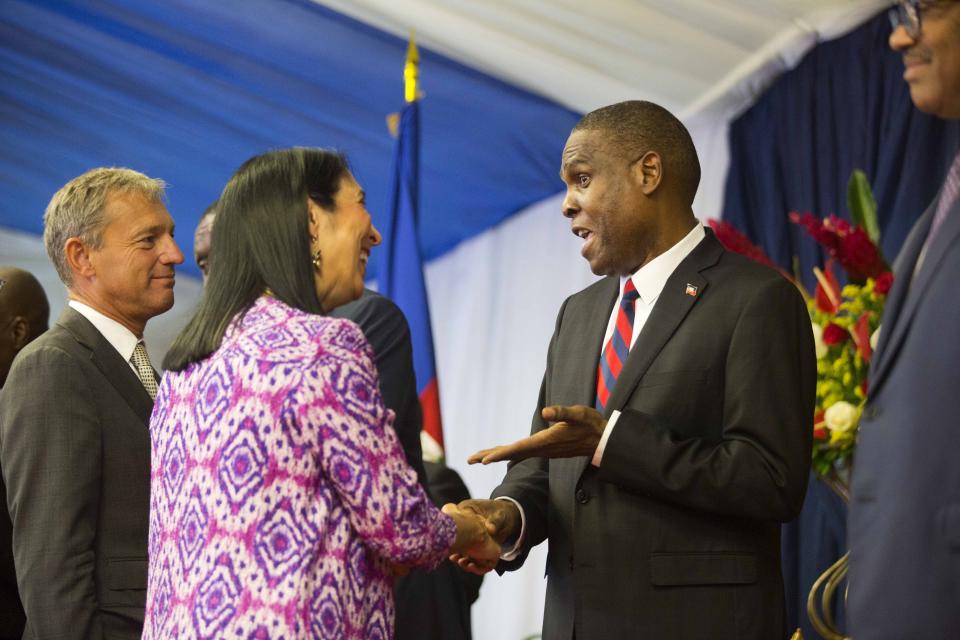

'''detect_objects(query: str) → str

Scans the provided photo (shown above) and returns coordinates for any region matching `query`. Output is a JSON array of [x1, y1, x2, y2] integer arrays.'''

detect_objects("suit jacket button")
[[576, 488, 590, 504], [568, 556, 574, 571]]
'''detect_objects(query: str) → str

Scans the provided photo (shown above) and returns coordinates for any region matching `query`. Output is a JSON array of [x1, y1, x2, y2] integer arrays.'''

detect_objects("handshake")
[[441, 499, 523, 575], [438, 405, 607, 575]]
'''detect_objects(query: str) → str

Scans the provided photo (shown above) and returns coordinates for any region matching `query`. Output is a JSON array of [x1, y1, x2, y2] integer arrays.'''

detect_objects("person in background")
[[0, 267, 49, 389], [848, 3, 960, 638], [453, 101, 814, 639], [143, 147, 498, 639], [192, 201, 216, 283], [0, 266, 49, 640], [0, 168, 184, 639]]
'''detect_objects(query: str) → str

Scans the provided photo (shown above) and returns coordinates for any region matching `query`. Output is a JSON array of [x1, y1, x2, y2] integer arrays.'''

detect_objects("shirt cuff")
[[494, 496, 526, 561], [591, 409, 621, 467]]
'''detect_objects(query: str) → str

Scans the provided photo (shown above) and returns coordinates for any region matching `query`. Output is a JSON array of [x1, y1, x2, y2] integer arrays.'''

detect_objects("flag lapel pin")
[[685, 283, 698, 297]]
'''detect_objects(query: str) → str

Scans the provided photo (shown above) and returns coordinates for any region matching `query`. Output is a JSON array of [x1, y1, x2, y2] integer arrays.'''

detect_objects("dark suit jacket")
[[493, 231, 815, 640], [0, 472, 24, 640], [848, 183, 960, 638], [0, 307, 152, 639]]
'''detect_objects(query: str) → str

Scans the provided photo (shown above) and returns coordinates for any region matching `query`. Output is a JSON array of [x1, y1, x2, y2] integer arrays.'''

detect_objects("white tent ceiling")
[[315, 0, 891, 223], [316, 0, 889, 121]]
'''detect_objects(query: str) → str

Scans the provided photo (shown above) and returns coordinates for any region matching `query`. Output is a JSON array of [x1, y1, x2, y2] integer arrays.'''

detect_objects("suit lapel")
[[604, 233, 721, 415], [870, 193, 960, 396], [58, 307, 154, 427], [571, 232, 721, 480]]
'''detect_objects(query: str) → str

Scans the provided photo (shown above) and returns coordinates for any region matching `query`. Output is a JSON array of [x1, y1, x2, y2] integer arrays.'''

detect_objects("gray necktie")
[[915, 152, 960, 277], [928, 151, 960, 244], [131, 341, 158, 400]]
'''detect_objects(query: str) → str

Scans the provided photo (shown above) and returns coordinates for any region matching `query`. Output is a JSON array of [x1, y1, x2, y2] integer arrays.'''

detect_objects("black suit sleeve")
[[331, 292, 428, 487], [0, 346, 105, 639], [596, 276, 815, 521]]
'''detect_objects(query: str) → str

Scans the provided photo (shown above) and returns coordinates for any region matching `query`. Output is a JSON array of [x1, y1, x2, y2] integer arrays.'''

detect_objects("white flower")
[[812, 323, 828, 359], [420, 430, 444, 464], [870, 325, 881, 351], [824, 401, 859, 433]]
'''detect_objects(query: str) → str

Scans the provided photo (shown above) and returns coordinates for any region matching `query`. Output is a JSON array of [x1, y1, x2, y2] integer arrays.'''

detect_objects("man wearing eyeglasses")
[[848, 2, 960, 638]]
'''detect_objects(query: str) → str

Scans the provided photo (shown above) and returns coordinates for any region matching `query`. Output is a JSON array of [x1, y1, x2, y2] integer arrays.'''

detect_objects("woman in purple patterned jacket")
[[142, 148, 498, 639]]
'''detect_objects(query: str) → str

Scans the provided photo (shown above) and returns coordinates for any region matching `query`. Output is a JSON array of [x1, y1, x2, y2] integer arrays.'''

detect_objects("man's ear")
[[11, 317, 30, 351], [64, 237, 95, 280], [634, 151, 662, 195]]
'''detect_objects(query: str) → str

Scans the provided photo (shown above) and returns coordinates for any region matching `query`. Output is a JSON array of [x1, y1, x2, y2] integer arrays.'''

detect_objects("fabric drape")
[[721, 10, 960, 638]]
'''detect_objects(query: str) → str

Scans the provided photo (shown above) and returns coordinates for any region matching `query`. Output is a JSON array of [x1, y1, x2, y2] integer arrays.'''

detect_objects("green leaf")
[[847, 170, 881, 244]]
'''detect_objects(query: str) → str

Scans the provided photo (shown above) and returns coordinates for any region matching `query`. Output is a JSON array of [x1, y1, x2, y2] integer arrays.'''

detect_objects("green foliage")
[[847, 170, 880, 244]]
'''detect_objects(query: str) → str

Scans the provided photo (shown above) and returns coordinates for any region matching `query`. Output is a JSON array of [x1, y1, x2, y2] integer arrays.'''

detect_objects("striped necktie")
[[131, 341, 158, 400], [596, 280, 640, 411]]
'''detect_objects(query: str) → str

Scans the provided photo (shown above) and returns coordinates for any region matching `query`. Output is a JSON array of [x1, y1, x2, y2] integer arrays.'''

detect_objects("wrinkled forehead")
[[101, 190, 173, 234], [561, 128, 624, 169]]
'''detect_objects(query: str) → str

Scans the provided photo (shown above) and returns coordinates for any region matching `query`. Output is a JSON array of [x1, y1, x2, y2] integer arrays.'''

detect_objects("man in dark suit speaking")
[[454, 101, 815, 639], [0, 168, 184, 639]]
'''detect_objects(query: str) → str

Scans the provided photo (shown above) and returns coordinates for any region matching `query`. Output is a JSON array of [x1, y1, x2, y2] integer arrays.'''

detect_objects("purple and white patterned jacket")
[[142, 296, 456, 639]]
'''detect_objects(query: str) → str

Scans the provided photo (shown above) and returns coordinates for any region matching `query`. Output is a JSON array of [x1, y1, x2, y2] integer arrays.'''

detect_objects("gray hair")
[[43, 167, 166, 286]]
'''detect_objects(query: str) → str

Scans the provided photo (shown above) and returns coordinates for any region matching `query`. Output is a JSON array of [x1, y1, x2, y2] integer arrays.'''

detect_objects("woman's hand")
[[442, 503, 501, 573]]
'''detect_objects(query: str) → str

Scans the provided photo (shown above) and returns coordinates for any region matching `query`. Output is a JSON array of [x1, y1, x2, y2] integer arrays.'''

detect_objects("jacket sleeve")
[[596, 276, 816, 522], [1, 346, 105, 639], [336, 293, 429, 489], [298, 321, 455, 569]]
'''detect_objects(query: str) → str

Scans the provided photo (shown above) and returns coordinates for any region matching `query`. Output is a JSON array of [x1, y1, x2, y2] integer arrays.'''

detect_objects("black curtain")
[[721, 10, 960, 639]]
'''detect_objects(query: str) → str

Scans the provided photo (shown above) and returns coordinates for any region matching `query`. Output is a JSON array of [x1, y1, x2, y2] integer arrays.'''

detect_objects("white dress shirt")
[[68, 300, 142, 375], [500, 223, 706, 559], [592, 223, 706, 465]]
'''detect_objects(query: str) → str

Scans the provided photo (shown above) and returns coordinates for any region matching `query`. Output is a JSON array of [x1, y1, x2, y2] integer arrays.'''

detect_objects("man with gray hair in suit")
[[0, 168, 184, 639]]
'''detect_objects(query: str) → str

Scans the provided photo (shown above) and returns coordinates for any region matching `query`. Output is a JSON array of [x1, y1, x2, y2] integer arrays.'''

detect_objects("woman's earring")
[[311, 249, 321, 270]]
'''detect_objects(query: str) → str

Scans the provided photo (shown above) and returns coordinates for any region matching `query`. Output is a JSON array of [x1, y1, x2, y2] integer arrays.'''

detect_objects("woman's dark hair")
[[163, 147, 349, 371]]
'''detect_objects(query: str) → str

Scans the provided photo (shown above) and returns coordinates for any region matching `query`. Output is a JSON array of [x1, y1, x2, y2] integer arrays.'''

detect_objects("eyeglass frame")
[[889, 1, 954, 39]]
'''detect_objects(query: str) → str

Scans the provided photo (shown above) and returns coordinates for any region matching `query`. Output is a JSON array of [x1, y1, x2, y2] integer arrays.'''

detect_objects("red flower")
[[838, 228, 887, 281], [822, 323, 849, 346], [790, 212, 838, 251], [814, 261, 842, 314], [790, 212, 888, 281], [813, 410, 827, 440], [707, 219, 777, 268], [851, 312, 873, 362], [874, 271, 894, 295]]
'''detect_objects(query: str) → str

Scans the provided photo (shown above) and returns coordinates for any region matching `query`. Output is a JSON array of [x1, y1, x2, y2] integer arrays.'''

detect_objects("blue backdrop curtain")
[[721, 10, 960, 638], [0, 0, 578, 279]]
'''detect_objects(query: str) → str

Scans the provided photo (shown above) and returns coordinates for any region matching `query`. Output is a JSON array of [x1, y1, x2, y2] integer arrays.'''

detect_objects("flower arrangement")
[[710, 171, 892, 487]]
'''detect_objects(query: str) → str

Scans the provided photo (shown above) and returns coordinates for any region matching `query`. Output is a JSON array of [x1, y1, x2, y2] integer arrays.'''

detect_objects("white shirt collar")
[[68, 300, 142, 364], [621, 223, 706, 305]]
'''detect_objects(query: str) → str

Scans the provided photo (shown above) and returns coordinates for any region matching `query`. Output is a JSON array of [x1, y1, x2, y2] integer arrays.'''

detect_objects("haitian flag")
[[378, 38, 445, 460]]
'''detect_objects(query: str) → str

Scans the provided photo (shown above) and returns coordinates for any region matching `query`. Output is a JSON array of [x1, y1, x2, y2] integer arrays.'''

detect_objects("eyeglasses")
[[889, 1, 922, 39], [889, 1, 952, 39]]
